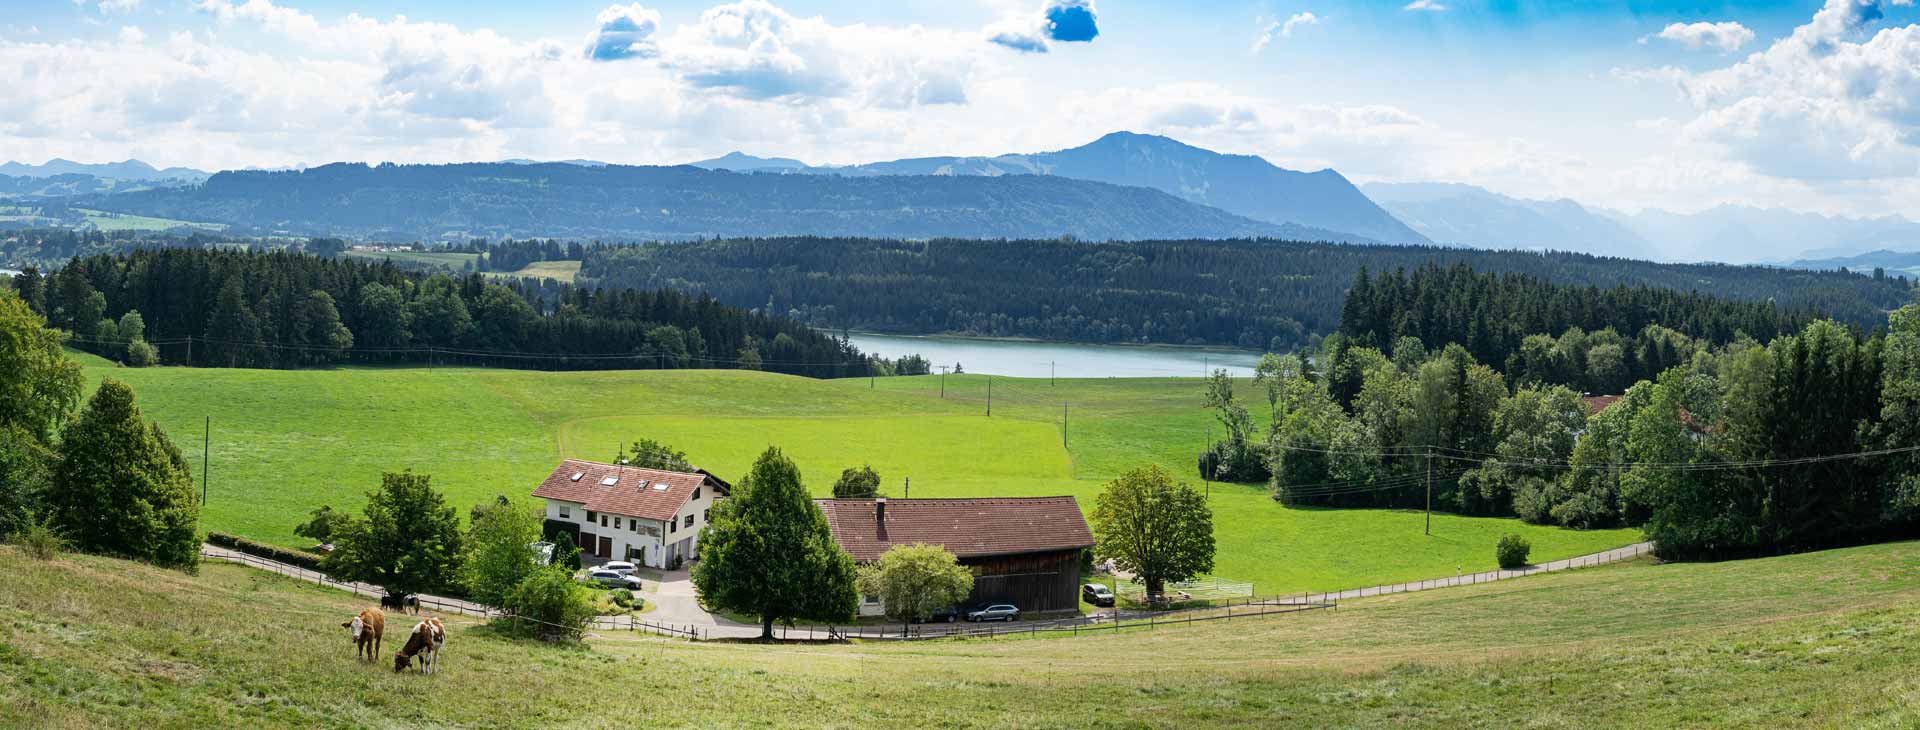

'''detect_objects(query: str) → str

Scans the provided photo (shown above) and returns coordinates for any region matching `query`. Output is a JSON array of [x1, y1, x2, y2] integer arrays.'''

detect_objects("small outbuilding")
[[816, 496, 1095, 616]]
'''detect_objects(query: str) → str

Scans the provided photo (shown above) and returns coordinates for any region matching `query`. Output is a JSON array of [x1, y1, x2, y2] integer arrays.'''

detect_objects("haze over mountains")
[[9, 131, 1920, 264], [691, 131, 1431, 246], [80, 161, 1350, 243]]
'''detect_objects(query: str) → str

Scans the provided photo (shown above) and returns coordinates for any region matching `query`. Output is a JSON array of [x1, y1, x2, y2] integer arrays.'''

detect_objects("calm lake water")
[[847, 333, 1265, 378], [0, 269, 20, 277]]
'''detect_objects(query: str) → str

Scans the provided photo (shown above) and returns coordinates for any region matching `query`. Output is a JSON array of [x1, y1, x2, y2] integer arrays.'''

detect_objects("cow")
[[340, 607, 385, 662], [393, 618, 447, 675], [380, 592, 420, 615]]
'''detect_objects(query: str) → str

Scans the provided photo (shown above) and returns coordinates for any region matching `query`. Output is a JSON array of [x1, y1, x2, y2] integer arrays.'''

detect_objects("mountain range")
[[690, 132, 1432, 245], [1362, 182, 1656, 260], [78, 161, 1365, 243], [0, 159, 208, 182]]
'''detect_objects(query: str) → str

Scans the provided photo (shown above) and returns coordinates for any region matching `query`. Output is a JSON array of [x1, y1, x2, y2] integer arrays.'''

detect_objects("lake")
[[0, 269, 20, 277], [846, 333, 1265, 379]]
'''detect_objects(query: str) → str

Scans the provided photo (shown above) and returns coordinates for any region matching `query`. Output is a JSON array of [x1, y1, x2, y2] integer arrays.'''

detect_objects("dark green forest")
[[11, 249, 876, 377], [580, 237, 1915, 349]]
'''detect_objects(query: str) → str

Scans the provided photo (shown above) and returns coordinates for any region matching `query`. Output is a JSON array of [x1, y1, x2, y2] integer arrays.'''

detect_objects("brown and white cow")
[[340, 607, 385, 661], [393, 617, 447, 674]]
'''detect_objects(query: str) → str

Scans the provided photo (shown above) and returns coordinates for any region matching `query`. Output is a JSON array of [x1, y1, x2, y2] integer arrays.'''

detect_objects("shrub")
[[1496, 534, 1532, 569], [608, 588, 634, 609], [17, 517, 63, 560], [126, 339, 158, 368], [1198, 441, 1270, 483], [504, 566, 597, 640], [207, 531, 327, 571]]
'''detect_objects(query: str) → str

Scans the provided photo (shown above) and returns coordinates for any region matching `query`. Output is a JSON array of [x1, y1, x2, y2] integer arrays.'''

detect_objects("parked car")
[[601, 561, 638, 576], [914, 605, 961, 624], [966, 604, 1020, 622], [1082, 583, 1115, 607], [585, 569, 643, 590]]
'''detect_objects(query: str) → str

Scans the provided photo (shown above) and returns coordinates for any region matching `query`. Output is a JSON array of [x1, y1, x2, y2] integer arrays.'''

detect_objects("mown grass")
[[74, 354, 1638, 595], [76, 208, 225, 232], [340, 250, 480, 271], [485, 260, 581, 282], [2, 542, 1916, 728]]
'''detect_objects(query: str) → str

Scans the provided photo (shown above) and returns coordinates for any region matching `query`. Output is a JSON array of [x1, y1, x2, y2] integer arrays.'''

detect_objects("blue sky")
[[4, 0, 1919, 216]]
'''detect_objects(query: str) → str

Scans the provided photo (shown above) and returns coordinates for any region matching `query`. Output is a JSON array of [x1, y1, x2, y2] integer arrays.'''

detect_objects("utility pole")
[[185, 335, 192, 366], [938, 365, 948, 398], [986, 376, 992, 417], [904, 476, 910, 500], [1050, 361, 1055, 387], [1062, 402, 1068, 448], [201, 416, 210, 505], [1424, 446, 1433, 537]]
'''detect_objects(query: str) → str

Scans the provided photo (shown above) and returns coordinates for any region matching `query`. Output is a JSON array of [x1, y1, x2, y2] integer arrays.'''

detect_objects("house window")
[[693, 487, 701, 501], [703, 508, 710, 522], [600, 515, 608, 528], [684, 514, 694, 528], [669, 519, 676, 534], [615, 517, 623, 529], [863, 594, 879, 604], [586, 510, 596, 523], [558, 505, 570, 519]]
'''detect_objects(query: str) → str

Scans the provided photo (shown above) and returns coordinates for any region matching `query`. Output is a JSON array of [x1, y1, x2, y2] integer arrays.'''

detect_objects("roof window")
[[600, 476, 620, 486], [570, 472, 585, 482]]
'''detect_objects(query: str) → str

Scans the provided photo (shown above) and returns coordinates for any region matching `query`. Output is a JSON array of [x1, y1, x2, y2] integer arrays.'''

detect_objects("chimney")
[[874, 497, 887, 541]]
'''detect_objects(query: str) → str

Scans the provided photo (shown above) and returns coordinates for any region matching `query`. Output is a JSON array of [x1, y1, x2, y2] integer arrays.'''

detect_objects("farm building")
[[816, 496, 1095, 616], [533, 459, 729, 569]]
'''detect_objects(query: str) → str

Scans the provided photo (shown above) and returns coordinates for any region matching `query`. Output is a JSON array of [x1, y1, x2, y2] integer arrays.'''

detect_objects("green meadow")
[[4, 540, 1916, 728], [73, 352, 1640, 595]]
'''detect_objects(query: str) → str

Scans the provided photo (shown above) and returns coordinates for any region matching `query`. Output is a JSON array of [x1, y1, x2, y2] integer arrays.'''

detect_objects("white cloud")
[[1403, 0, 1447, 11], [1629, 0, 1920, 181], [117, 25, 145, 44], [98, 0, 141, 13], [985, 0, 1100, 54], [585, 4, 660, 61], [1644, 21, 1755, 52], [1251, 11, 1319, 53]]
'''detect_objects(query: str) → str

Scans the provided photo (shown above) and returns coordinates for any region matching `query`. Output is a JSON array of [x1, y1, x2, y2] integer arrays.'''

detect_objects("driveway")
[[642, 567, 762, 639]]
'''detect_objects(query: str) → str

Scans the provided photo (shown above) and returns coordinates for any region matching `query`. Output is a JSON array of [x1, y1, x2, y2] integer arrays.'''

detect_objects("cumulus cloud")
[[659, 0, 976, 106], [986, 0, 1099, 53], [1403, 0, 1447, 11], [97, 0, 142, 13], [1644, 21, 1754, 52], [585, 4, 660, 61], [1251, 12, 1318, 53], [117, 25, 144, 44], [1627, 0, 1920, 180]]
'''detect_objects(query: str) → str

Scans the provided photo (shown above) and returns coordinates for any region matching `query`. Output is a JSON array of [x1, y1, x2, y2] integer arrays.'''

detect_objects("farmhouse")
[[533, 458, 729, 569], [816, 496, 1095, 616]]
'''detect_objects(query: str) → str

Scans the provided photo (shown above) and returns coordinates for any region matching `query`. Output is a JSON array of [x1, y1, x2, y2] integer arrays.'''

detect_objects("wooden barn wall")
[[962, 550, 1083, 613]]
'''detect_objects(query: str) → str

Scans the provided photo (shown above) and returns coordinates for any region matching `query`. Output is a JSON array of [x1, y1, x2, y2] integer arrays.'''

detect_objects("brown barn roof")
[[815, 497, 1095, 562], [1583, 395, 1621, 415], [532, 458, 724, 522]]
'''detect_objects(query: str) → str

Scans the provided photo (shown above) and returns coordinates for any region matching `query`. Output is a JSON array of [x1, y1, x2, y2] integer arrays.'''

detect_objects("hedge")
[[206, 532, 327, 571]]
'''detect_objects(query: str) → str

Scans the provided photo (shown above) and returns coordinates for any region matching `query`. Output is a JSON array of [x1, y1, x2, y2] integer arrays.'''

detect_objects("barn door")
[[597, 536, 612, 559], [578, 531, 596, 556]]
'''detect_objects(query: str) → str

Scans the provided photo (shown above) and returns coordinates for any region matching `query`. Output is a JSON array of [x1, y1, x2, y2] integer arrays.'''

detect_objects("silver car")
[[586, 569, 643, 590], [966, 604, 1020, 622]]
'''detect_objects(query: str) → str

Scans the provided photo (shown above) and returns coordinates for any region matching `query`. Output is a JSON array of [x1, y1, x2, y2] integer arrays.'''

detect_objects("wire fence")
[[768, 598, 1338, 642]]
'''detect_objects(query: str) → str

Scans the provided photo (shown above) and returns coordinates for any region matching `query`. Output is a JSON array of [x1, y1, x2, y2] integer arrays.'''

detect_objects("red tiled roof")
[[1583, 395, 1621, 415], [532, 458, 720, 522], [815, 497, 1094, 563]]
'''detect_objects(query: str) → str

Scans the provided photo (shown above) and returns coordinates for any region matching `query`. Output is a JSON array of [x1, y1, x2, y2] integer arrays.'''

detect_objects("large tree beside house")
[[1092, 465, 1215, 602], [323, 471, 463, 598], [856, 543, 974, 631], [692, 447, 858, 639], [459, 498, 547, 608]]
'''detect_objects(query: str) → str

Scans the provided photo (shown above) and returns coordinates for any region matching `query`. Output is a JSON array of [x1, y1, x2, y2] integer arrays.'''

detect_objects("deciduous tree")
[[692, 447, 857, 639], [1092, 465, 1214, 601], [855, 543, 974, 631], [323, 471, 463, 598]]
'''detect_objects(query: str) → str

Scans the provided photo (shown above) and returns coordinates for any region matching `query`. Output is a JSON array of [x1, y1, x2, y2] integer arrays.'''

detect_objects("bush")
[[1198, 441, 1270, 483], [16, 517, 63, 560], [125, 339, 158, 368], [1496, 534, 1532, 569], [504, 566, 598, 640], [608, 588, 634, 608], [207, 531, 327, 571]]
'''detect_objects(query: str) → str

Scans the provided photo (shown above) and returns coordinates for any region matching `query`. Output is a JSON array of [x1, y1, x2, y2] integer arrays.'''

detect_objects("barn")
[[815, 496, 1095, 616]]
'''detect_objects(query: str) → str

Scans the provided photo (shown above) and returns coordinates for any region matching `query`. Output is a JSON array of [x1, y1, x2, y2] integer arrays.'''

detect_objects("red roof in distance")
[[816, 496, 1095, 563]]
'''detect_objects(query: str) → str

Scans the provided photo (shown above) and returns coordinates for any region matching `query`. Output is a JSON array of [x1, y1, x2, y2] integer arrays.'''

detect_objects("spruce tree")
[[48, 379, 200, 569]]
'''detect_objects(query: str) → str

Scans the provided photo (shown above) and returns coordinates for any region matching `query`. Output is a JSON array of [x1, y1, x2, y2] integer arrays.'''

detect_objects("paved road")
[[203, 541, 1654, 641]]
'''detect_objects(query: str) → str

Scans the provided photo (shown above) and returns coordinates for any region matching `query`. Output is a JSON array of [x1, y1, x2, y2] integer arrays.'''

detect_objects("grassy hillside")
[[487, 260, 580, 282], [3, 541, 1916, 728], [73, 352, 1638, 595]]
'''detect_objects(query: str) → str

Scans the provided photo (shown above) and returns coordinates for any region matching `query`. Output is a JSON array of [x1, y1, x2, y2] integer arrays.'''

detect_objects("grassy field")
[[341, 250, 481, 271], [485, 260, 581, 282], [76, 208, 225, 232], [3, 541, 1916, 728], [73, 352, 1639, 595]]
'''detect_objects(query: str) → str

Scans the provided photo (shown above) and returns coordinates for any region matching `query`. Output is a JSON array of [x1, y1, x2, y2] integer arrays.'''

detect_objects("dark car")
[[966, 604, 1020, 622], [1082, 583, 1116, 607], [913, 605, 962, 624]]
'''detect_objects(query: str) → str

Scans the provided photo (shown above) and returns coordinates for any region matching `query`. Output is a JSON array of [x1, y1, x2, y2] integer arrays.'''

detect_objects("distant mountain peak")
[[689, 151, 811, 172]]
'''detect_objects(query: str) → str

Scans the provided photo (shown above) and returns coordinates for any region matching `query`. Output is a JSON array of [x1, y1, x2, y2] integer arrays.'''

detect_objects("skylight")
[[600, 476, 620, 486], [653, 482, 670, 491], [569, 472, 584, 482]]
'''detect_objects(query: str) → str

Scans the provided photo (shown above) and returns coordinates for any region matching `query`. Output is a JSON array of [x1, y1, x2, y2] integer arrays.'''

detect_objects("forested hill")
[[579, 237, 1916, 350], [70, 162, 1360, 243], [15, 249, 873, 377]]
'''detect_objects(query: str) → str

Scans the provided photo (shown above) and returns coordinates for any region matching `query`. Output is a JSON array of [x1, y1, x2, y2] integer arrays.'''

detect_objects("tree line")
[[1220, 285, 1920, 560], [10, 248, 886, 378], [577, 237, 1913, 350]]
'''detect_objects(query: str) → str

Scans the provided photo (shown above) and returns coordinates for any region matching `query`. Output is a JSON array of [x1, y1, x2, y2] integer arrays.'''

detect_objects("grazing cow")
[[340, 607, 385, 661], [380, 592, 420, 615], [393, 618, 447, 675]]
